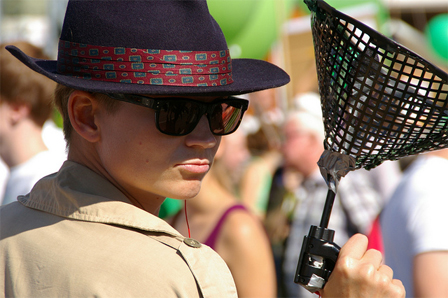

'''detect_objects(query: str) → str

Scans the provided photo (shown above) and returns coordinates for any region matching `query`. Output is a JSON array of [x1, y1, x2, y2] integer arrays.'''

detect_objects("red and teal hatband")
[[57, 40, 233, 87]]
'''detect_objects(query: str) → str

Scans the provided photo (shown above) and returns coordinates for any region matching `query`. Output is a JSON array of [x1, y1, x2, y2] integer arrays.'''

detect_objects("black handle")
[[294, 189, 340, 293], [294, 225, 340, 292]]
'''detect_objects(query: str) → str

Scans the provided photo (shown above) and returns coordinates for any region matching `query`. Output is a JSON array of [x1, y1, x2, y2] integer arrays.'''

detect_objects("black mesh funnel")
[[305, 0, 448, 189]]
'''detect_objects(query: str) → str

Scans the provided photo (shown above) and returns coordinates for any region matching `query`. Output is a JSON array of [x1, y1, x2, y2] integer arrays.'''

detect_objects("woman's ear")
[[67, 90, 101, 143]]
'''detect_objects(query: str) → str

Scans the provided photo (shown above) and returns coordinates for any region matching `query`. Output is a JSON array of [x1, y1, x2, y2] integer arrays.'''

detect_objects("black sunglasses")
[[106, 93, 249, 136]]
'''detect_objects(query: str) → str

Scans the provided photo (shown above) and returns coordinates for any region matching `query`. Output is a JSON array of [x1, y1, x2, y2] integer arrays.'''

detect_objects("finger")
[[362, 248, 383, 269], [392, 278, 404, 290], [338, 233, 368, 260], [378, 264, 394, 279], [389, 279, 406, 298]]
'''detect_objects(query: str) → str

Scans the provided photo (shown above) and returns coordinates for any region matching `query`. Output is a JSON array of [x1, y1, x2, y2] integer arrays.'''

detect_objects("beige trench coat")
[[0, 161, 237, 298]]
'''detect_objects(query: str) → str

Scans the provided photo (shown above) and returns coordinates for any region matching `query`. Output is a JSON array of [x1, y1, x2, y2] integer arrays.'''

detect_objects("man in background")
[[382, 149, 448, 297], [271, 92, 383, 297]]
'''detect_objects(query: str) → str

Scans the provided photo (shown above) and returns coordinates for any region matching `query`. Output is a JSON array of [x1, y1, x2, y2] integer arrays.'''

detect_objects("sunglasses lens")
[[157, 98, 246, 136], [209, 102, 245, 135], [109, 94, 246, 136], [158, 101, 201, 135]]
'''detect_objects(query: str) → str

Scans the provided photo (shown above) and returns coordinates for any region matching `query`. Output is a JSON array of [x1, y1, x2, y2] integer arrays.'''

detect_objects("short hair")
[[54, 84, 120, 146], [0, 41, 56, 127], [285, 92, 325, 141]]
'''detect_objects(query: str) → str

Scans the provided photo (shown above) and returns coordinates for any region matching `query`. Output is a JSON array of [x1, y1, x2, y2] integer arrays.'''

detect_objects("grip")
[[294, 225, 340, 293]]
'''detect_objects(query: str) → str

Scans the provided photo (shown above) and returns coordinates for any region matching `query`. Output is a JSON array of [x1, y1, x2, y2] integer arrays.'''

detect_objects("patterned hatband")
[[57, 40, 234, 87]]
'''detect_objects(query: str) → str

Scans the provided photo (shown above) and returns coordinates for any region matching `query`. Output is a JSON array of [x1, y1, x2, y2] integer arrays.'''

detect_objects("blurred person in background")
[[240, 124, 282, 219], [210, 125, 252, 198], [363, 160, 402, 206], [266, 92, 383, 298], [381, 149, 448, 298], [0, 159, 7, 199], [0, 41, 66, 206], [238, 90, 284, 219], [170, 131, 276, 298]]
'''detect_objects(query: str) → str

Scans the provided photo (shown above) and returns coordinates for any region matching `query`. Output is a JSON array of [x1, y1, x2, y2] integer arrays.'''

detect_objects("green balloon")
[[208, 0, 257, 43], [425, 14, 448, 61], [236, 0, 295, 59], [210, 0, 295, 59]]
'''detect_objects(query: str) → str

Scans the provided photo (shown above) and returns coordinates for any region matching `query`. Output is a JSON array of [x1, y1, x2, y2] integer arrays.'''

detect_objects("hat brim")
[[6, 45, 290, 96]]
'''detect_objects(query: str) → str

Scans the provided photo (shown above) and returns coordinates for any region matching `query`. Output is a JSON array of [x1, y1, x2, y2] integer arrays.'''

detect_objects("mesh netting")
[[308, 0, 448, 170]]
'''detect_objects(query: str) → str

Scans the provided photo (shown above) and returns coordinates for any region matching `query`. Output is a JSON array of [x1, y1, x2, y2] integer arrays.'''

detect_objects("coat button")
[[183, 238, 202, 248]]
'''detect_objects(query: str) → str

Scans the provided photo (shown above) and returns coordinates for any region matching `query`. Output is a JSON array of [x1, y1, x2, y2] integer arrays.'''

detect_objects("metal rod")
[[319, 189, 336, 228]]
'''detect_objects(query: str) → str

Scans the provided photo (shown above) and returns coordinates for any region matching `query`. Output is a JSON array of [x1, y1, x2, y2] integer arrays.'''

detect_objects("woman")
[[171, 132, 277, 298]]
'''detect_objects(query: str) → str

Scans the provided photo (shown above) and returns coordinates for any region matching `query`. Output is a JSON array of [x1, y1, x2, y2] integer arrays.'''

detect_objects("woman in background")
[[170, 131, 276, 298]]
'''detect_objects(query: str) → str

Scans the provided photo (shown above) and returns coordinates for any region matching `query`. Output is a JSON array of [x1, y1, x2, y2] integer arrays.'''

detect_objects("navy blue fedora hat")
[[6, 0, 289, 95]]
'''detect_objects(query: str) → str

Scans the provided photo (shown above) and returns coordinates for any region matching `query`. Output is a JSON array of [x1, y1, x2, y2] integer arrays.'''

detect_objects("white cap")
[[286, 92, 325, 141]]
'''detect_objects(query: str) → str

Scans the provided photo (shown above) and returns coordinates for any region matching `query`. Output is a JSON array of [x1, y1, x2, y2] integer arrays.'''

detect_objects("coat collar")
[[19, 160, 183, 238]]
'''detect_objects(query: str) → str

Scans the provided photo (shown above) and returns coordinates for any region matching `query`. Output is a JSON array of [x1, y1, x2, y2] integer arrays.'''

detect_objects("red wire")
[[184, 200, 191, 238]]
